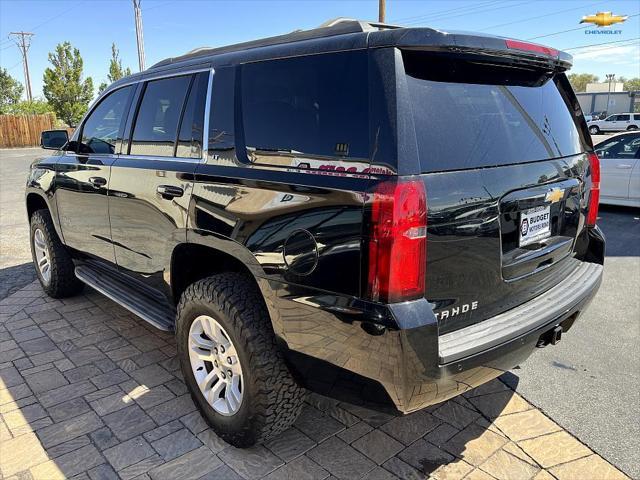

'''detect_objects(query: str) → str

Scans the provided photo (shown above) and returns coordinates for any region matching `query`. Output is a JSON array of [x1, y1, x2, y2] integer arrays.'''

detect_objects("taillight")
[[367, 179, 427, 303], [505, 39, 559, 58], [586, 152, 600, 227]]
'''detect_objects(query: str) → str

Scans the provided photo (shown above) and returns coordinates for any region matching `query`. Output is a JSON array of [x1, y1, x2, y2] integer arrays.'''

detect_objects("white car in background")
[[594, 131, 640, 207], [588, 113, 640, 135]]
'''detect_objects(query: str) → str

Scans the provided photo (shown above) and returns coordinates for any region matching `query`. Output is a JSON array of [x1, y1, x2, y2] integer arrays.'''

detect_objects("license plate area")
[[519, 205, 551, 247]]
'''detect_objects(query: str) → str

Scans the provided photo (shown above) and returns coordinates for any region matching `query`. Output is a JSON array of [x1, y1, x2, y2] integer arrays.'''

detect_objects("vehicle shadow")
[[597, 205, 640, 257], [0, 262, 36, 301]]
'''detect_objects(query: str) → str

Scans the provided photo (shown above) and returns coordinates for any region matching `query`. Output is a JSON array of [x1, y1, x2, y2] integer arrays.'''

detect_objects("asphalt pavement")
[[505, 205, 640, 478], [0, 145, 638, 477], [0, 148, 41, 299]]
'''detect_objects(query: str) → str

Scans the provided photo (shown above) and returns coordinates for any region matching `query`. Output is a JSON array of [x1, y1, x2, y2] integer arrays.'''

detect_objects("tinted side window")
[[80, 86, 132, 154], [208, 68, 236, 154], [617, 114, 631, 121], [176, 72, 209, 158], [240, 51, 368, 163], [130, 75, 191, 157]]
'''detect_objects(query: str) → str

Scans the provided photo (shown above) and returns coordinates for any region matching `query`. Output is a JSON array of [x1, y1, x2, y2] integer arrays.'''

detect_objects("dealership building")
[[576, 82, 639, 115]]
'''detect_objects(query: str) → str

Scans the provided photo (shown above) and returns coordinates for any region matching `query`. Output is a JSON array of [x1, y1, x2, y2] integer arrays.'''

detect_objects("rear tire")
[[176, 272, 306, 447], [627, 125, 638, 131], [29, 209, 84, 298], [588, 125, 600, 135]]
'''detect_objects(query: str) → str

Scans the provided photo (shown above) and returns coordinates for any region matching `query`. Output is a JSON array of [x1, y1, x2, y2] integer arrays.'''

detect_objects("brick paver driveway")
[[0, 282, 629, 480]]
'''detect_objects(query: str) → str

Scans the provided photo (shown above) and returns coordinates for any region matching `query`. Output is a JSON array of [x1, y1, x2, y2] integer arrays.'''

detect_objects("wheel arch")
[[26, 192, 49, 219], [170, 239, 283, 343]]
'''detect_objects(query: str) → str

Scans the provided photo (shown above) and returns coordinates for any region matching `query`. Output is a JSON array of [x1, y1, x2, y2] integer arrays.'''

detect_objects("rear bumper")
[[395, 260, 602, 413], [438, 261, 602, 365], [267, 232, 604, 414]]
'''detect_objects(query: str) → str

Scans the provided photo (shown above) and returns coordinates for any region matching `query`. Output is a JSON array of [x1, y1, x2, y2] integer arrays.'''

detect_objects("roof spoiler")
[[370, 28, 572, 71]]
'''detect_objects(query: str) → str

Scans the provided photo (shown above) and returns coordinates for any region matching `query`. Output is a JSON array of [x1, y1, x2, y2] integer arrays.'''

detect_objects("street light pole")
[[379, 0, 386, 23], [133, 0, 146, 71], [605, 73, 615, 116]]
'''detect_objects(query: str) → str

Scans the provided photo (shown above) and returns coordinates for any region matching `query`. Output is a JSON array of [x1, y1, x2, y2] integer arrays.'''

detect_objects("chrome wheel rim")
[[188, 315, 243, 416], [33, 228, 51, 285]]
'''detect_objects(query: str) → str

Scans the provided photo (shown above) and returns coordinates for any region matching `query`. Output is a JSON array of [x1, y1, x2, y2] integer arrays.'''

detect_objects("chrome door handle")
[[88, 176, 107, 188], [157, 185, 184, 199], [616, 164, 633, 169]]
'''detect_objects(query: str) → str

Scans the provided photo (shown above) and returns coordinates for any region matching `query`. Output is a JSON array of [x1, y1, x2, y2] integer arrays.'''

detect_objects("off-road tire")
[[176, 272, 306, 447], [29, 209, 84, 298]]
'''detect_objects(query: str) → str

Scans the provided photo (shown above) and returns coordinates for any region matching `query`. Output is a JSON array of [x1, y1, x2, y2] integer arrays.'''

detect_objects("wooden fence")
[[0, 113, 57, 148]]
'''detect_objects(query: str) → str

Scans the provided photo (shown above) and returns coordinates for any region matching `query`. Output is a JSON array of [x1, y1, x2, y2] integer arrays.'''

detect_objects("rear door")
[[108, 71, 209, 295], [600, 115, 617, 132], [54, 85, 134, 264], [399, 50, 593, 334], [596, 133, 640, 201]]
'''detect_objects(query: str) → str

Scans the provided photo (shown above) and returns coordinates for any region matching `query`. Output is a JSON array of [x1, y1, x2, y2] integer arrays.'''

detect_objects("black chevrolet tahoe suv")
[[28, 19, 604, 447]]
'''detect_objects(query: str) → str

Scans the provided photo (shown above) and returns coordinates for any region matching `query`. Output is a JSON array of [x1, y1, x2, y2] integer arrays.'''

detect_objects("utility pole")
[[9, 31, 34, 102], [133, 0, 146, 71], [605, 73, 615, 116], [378, 0, 386, 23]]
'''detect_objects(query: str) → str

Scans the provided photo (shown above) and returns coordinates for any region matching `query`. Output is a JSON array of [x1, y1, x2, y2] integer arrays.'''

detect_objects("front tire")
[[176, 273, 305, 447], [29, 209, 84, 298], [589, 125, 600, 135]]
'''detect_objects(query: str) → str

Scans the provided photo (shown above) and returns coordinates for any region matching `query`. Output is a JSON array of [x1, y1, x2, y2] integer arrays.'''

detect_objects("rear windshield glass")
[[403, 51, 585, 172]]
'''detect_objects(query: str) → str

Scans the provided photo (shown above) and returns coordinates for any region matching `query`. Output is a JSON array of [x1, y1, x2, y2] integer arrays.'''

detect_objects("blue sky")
[[1, 0, 638, 100]]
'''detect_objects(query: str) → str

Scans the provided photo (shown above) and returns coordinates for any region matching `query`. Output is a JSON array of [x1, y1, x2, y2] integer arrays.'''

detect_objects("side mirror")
[[41, 129, 69, 150]]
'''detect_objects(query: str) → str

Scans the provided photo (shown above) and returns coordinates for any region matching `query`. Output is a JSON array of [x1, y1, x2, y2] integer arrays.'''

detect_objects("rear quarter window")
[[239, 51, 369, 166]]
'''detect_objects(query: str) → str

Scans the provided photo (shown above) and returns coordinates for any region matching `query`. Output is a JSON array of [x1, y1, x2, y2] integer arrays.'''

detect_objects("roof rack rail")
[[319, 17, 403, 31], [150, 18, 403, 70]]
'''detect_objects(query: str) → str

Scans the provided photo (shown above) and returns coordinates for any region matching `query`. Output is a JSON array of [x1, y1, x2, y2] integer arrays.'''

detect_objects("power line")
[[477, 1, 606, 32], [404, 0, 529, 27], [527, 13, 640, 40], [563, 37, 640, 50], [0, 1, 85, 48], [4, 59, 24, 72], [143, 0, 176, 12], [390, 0, 503, 24], [8, 31, 34, 102]]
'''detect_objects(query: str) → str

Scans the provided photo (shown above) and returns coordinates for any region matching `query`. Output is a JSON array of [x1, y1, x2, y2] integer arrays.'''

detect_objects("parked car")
[[588, 113, 640, 135], [28, 19, 604, 447], [589, 111, 608, 121], [595, 131, 640, 207]]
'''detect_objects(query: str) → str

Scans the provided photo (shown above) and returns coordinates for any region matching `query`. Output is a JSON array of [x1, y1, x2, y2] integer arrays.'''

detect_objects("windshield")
[[403, 51, 588, 172]]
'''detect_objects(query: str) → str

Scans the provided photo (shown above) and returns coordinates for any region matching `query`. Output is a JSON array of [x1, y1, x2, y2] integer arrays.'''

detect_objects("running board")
[[75, 265, 175, 332]]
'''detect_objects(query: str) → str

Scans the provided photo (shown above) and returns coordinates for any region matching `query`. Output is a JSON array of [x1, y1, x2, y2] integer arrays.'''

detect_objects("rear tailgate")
[[399, 48, 595, 335]]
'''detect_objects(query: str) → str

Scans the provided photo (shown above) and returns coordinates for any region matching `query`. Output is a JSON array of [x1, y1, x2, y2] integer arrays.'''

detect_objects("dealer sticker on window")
[[519, 205, 551, 247]]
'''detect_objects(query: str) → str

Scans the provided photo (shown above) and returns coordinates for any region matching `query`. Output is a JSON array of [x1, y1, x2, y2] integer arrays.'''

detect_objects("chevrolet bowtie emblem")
[[545, 188, 564, 204], [580, 11, 628, 27]]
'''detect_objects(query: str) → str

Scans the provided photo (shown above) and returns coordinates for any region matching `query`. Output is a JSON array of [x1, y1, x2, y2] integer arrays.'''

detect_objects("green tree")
[[98, 43, 132, 94], [43, 42, 93, 127], [6, 99, 53, 115], [0, 68, 24, 114], [623, 77, 640, 92], [568, 73, 599, 93]]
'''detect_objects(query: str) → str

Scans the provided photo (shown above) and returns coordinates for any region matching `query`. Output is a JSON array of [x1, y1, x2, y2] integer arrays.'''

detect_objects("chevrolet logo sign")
[[545, 188, 564, 204], [580, 11, 628, 27]]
